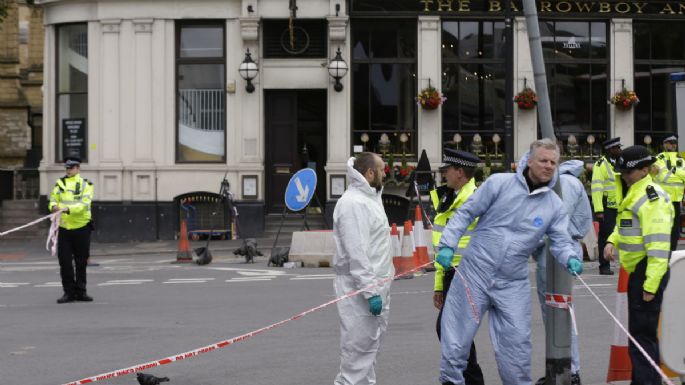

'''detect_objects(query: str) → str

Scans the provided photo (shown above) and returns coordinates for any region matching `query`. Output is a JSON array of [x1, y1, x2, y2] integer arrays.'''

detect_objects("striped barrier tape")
[[62, 260, 435, 385]]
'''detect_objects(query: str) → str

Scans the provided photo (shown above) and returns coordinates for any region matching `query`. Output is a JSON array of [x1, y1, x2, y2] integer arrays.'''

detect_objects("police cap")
[[439, 148, 481, 171], [615, 145, 655, 172], [602, 137, 621, 150], [64, 157, 81, 168], [663, 134, 678, 143]]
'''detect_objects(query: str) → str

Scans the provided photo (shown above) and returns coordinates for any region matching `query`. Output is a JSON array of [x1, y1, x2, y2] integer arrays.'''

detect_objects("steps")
[[0, 200, 47, 239], [263, 212, 329, 247]]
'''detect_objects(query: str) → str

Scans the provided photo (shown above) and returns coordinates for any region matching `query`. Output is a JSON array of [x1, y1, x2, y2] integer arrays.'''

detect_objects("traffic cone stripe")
[[606, 267, 632, 382]]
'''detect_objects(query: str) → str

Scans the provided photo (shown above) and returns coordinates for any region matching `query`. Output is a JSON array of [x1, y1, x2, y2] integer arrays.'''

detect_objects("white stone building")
[[36, 0, 685, 240]]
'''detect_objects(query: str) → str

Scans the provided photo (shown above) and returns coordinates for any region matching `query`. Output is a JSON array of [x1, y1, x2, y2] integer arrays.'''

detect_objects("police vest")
[[654, 151, 685, 203], [49, 174, 94, 230], [591, 156, 620, 211], [429, 178, 478, 292], [607, 175, 672, 293]]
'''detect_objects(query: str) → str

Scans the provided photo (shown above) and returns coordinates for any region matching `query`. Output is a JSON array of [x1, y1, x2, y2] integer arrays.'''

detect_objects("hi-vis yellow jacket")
[[48, 174, 94, 230], [430, 178, 477, 292], [653, 151, 685, 203], [591, 156, 621, 212], [607, 175, 672, 293]]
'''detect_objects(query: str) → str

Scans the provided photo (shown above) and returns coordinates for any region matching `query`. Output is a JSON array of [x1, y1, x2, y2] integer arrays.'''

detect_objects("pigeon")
[[136, 372, 169, 385], [233, 238, 264, 263]]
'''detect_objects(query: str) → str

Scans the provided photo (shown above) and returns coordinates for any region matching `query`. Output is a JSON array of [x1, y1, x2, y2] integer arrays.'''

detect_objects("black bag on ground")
[[268, 247, 289, 267]]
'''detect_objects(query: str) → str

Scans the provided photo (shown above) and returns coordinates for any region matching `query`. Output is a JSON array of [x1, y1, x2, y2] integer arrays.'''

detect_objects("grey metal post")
[[521, 0, 574, 384]]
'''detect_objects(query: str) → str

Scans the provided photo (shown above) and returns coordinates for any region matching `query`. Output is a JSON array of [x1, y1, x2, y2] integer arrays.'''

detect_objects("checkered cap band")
[[625, 155, 654, 168], [443, 155, 478, 168], [664, 135, 677, 143], [604, 141, 621, 150]]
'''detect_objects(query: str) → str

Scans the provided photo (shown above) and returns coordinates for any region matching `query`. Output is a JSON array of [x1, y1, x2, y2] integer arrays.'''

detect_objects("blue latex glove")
[[567, 257, 583, 275], [368, 295, 382, 316], [436, 247, 454, 270]]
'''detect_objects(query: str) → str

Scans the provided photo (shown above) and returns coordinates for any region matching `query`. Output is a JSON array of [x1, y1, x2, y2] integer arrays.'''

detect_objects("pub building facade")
[[38, 0, 685, 240]]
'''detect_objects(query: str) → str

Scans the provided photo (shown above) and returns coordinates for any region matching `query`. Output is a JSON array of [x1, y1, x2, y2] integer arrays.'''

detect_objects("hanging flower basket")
[[416, 86, 446, 110], [514, 87, 538, 110], [610, 88, 639, 111]]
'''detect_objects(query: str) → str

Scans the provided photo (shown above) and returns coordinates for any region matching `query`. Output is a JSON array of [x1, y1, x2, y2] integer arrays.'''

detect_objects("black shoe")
[[76, 293, 93, 302], [571, 372, 582, 385], [57, 294, 76, 304], [599, 267, 614, 275], [535, 377, 546, 385]]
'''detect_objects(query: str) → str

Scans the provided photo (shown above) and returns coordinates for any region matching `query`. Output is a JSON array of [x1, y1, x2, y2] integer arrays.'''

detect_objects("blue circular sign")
[[285, 168, 317, 212]]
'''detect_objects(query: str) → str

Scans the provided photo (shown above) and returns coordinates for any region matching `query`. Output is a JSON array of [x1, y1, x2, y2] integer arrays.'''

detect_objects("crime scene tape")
[[574, 273, 675, 385], [0, 212, 55, 237], [545, 292, 578, 335], [0, 211, 63, 256], [62, 260, 435, 385]]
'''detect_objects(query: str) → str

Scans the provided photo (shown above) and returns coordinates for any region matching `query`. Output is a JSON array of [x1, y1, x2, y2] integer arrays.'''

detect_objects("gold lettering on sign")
[[489, 0, 502, 11], [420, 0, 434, 11], [437, 0, 453, 11], [540, 1, 552, 11], [458, 0, 471, 11], [634, 2, 648, 13], [510, 1, 520, 12], [598, 2, 611, 12], [575, 1, 593, 12], [615, 2, 630, 13], [661, 3, 676, 13], [680, 3, 685, 14], [556, 1, 572, 12]]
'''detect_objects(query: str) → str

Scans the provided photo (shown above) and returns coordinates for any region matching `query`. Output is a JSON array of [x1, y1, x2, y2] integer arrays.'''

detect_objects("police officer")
[[604, 145, 672, 385], [591, 137, 622, 275], [430, 148, 484, 385], [49, 157, 95, 304], [653, 135, 685, 250]]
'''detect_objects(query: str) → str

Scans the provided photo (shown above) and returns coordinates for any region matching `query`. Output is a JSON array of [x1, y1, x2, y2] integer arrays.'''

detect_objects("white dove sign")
[[284, 168, 317, 212]]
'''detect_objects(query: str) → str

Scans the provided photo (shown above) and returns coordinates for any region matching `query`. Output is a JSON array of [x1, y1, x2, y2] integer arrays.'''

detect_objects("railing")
[[178, 89, 225, 132], [0, 168, 39, 200]]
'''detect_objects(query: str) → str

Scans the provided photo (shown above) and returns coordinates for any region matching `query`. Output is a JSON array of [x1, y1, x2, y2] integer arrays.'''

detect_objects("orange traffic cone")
[[390, 223, 403, 275], [606, 266, 632, 382], [175, 219, 193, 263], [413, 205, 431, 271], [396, 221, 414, 280]]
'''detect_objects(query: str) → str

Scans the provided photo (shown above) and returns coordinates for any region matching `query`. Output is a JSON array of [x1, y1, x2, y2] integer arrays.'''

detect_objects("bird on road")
[[136, 373, 169, 385]]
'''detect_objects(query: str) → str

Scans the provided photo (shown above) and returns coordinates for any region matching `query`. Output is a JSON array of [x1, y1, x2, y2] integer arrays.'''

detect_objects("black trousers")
[[436, 268, 485, 385], [670, 202, 680, 251], [597, 208, 617, 270], [57, 225, 91, 296], [627, 259, 670, 385]]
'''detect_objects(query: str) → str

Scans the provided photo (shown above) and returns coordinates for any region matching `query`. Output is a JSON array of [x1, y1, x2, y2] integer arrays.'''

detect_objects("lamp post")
[[238, 48, 258, 93], [328, 47, 348, 92]]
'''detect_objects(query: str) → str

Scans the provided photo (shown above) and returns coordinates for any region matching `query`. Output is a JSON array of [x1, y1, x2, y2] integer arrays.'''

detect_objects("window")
[[262, 19, 328, 58], [540, 21, 608, 157], [442, 21, 506, 159], [633, 22, 685, 147], [351, 20, 417, 158], [56, 24, 88, 162], [176, 22, 226, 163]]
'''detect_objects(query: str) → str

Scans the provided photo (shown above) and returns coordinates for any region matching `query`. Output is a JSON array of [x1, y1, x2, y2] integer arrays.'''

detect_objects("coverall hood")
[[559, 159, 585, 178], [346, 157, 383, 197]]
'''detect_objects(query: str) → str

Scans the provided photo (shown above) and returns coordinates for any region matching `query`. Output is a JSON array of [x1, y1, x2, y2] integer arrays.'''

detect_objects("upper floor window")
[[56, 23, 88, 162], [176, 22, 226, 163], [351, 20, 417, 159]]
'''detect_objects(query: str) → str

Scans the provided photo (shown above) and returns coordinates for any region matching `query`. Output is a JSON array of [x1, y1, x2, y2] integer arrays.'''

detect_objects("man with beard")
[[332, 152, 394, 385]]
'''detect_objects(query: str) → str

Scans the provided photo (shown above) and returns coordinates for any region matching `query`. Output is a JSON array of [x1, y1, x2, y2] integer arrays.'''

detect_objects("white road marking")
[[290, 276, 335, 280], [98, 279, 154, 286], [34, 282, 61, 287], [226, 278, 274, 282], [163, 278, 216, 284]]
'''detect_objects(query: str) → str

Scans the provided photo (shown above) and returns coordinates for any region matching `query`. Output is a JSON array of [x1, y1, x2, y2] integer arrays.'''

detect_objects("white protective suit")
[[332, 157, 394, 385], [438, 152, 579, 385], [532, 159, 593, 375]]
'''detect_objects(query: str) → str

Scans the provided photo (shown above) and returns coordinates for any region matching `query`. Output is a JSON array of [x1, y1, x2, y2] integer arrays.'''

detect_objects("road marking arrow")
[[295, 177, 310, 202]]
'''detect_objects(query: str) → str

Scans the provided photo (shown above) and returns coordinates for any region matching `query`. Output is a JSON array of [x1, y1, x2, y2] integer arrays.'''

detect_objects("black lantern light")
[[327, 47, 348, 92], [238, 48, 259, 93]]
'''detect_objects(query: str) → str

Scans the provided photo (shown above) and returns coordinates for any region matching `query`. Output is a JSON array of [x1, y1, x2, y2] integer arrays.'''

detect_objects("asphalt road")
[[1, 254, 627, 385]]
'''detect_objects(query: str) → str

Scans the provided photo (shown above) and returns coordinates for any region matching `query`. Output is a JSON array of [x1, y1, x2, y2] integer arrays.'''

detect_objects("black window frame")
[[350, 18, 418, 160], [55, 23, 89, 163], [175, 20, 227, 164]]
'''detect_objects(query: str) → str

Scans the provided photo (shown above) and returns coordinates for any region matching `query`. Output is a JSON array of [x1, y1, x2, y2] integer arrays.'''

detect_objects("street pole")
[[504, 0, 514, 169], [520, 0, 574, 384]]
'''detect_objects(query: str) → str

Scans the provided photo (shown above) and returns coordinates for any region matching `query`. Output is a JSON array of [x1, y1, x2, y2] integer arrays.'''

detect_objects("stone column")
[[611, 19, 634, 146], [418, 15, 442, 167], [514, 16, 537, 160]]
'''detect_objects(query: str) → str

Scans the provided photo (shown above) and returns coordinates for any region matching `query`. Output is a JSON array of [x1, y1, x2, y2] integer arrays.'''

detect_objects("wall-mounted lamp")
[[327, 47, 348, 92], [247, 4, 254, 14], [238, 48, 258, 93], [335, 3, 340, 16]]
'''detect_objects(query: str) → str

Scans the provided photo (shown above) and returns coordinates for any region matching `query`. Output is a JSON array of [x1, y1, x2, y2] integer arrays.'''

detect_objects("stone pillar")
[[611, 19, 634, 146], [417, 15, 442, 167], [514, 16, 537, 160]]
